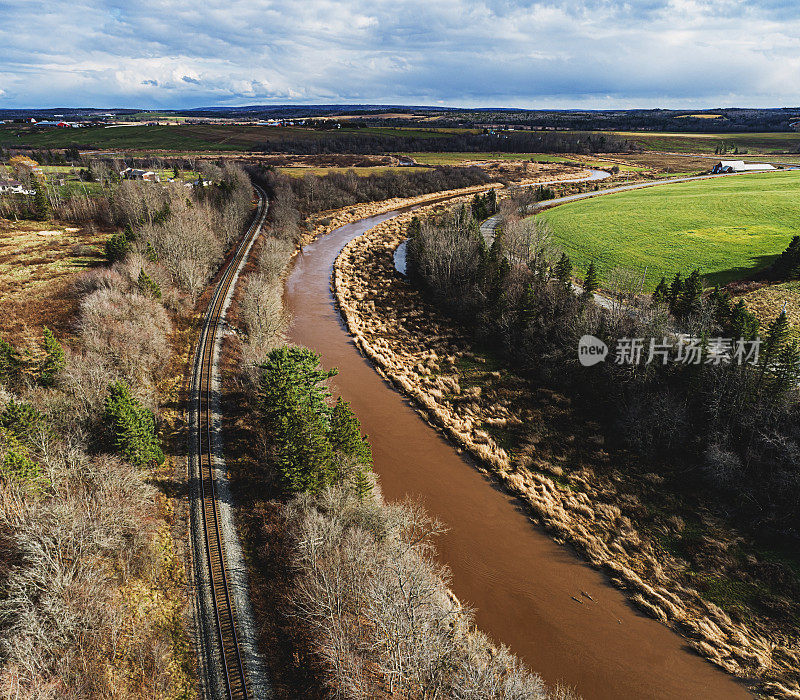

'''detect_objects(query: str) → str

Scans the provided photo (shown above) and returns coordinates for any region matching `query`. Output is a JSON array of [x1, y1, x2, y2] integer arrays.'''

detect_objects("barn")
[[712, 160, 777, 174]]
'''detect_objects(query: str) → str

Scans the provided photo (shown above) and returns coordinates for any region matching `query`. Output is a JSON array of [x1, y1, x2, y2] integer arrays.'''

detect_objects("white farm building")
[[712, 160, 776, 174]]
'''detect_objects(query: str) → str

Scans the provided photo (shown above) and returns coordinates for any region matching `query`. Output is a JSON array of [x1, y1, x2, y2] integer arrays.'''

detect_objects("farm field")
[[612, 130, 800, 154], [406, 151, 645, 171], [539, 170, 800, 290]]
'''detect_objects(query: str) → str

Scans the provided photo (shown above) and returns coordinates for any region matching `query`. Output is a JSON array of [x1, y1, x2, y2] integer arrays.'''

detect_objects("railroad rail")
[[190, 185, 268, 699]]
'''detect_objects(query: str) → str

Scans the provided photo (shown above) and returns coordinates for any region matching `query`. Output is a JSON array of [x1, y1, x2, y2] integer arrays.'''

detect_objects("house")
[[712, 160, 777, 174], [119, 168, 161, 182], [0, 180, 35, 195]]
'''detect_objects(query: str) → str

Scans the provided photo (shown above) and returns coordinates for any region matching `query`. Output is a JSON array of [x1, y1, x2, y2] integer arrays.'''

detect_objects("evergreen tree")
[[652, 277, 668, 305], [39, 327, 64, 386], [0, 400, 44, 443], [31, 181, 50, 221], [124, 222, 135, 241], [729, 300, 760, 340], [583, 262, 599, 297], [329, 397, 372, 466], [258, 347, 339, 493], [276, 399, 336, 493], [770, 341, 800, 394], [487, 188, 498, 214], [766, 236, 800, 281], [103, 381, 164, 468], [677, 269, 702, 318], [144, 241, 158, 262], [0, 337, 20, 384], [352, 467, 373, 502], [0, 433, 42, 485], [137, 268, 162, 299], [761, 309, 790, 368], [667, 272, 683, 312], [105, 232, 129, 263], [555, 253, 572, 289]]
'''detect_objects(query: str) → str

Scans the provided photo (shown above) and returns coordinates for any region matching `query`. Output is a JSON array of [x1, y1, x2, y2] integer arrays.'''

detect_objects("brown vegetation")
[[0, 218, 105, 343], [0, 162, 256, 698]]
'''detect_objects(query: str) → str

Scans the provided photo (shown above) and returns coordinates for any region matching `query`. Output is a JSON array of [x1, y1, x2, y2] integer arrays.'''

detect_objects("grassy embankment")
[[539, 170, 800, 290]]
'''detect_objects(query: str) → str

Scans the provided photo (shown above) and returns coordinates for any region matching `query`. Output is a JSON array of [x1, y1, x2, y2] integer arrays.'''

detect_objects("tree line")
[[406, 202, 800, 536]]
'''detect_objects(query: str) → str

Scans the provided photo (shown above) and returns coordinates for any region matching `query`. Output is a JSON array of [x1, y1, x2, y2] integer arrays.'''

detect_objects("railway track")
[[189, 184, 268, 700]]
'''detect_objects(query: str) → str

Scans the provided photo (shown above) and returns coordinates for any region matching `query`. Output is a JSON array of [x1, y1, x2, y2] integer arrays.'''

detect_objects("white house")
[[712, 160, 777, 174], [119, 168, 161, 182]]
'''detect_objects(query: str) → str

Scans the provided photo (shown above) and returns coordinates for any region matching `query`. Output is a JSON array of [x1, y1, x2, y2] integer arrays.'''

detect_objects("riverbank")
[[218, 188, 581, 699], [333, 207, 800, 699]]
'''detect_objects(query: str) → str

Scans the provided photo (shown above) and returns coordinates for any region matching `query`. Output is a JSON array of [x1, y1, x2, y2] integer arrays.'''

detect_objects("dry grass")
[[740, 282, 800, 335], [0, 218, 106, 344]]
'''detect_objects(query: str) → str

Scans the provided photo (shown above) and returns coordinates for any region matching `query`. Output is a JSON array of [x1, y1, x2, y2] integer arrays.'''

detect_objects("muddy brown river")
[[285, 209, 751, 699]]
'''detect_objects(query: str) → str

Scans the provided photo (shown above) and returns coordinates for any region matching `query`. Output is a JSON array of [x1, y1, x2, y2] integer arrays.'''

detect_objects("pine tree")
[[487, 188, 498, 214], [329, 397, 372, 466], [137, 268, 162, 299], [761, 309, 790, 367], [144, 241, 158, 262], [766, 236, 800, 281], [0, 337, 20, 384], [583, 262, 599, 297], [652, 277, 668, 305], [31, 181, 50, 221], [124, 222, 135, 241], [0, 400, 44, 443], [770, 341, 800, 393], [677, 270, 702, 318], [105, 232, 129, 263], [0, 433, 42, 485], [39, 327, 64, 386], [276, 399, 336, 493], [667, 272, 683, 313], [729, 300, 760, 340], [352, 467, 373, 503], [258, 347, 339, 494], [103, 381, 164, 468], [555, 253, 573, 289]]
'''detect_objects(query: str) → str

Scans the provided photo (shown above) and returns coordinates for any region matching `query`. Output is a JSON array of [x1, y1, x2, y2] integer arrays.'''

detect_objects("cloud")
[[0, 0, 798, 108]]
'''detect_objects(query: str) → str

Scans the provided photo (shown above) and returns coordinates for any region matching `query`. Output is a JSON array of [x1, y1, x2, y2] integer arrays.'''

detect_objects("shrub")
[[39, 328, 65, 387], [103, 381, 164, 468], [0, 338, 21, 384], [0, 400, 45, 444], [137, 268, 162, 299], [105, 232, 129, 263]]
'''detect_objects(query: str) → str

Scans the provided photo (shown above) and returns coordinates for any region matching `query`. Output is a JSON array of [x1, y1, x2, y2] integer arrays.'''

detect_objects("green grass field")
[[539, 171, 800, 290]]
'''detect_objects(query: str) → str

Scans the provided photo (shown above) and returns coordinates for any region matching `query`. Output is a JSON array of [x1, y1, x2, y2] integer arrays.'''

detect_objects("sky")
[[1, 0, 798, 110]]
